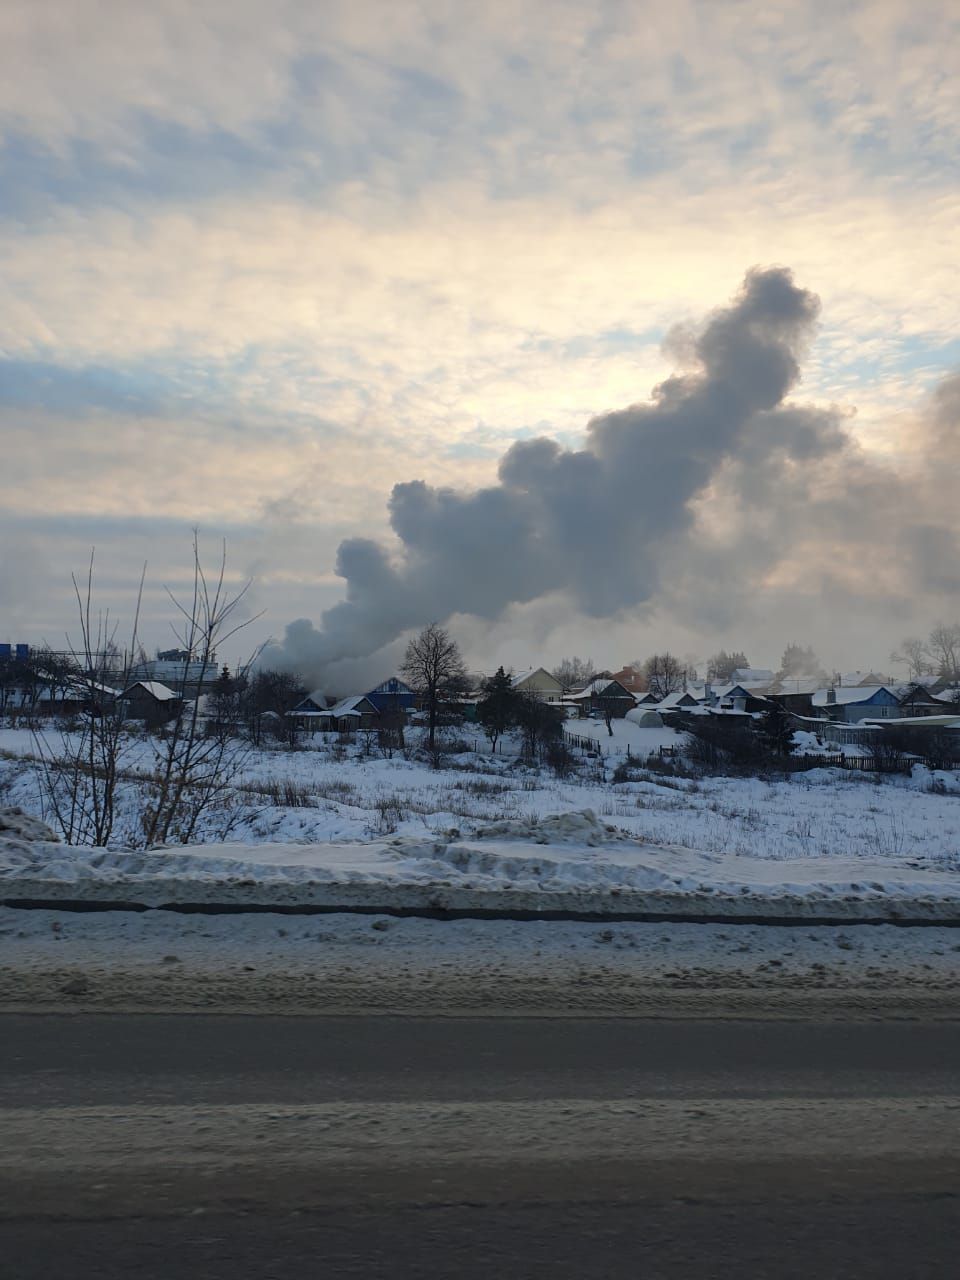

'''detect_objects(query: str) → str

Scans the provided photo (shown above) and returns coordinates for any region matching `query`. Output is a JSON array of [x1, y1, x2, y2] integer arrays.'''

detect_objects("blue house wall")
[[365, 677, 416, 713], [842, 688, 901, 722]]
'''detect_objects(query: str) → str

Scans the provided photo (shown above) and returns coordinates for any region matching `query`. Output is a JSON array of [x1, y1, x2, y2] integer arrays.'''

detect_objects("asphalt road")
[[3, 1014, 960, 1278]]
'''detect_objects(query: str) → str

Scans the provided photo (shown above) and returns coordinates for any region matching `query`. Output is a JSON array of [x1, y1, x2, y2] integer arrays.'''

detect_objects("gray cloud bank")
[[268, 267, 959, 687]]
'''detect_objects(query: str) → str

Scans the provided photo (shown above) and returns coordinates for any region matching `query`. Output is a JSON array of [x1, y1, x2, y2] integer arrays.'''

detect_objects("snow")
[[122, 680, 179, 700], [1, 723, 959, 919], [812, 685, 890, 706], [2, 800, 959, 921], [2, 904, 958, 1019], [564, 717, 680, 755]]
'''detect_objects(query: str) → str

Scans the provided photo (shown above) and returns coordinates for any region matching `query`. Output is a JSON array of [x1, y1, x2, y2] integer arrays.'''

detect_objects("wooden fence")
[[562, 730, 910, 774]]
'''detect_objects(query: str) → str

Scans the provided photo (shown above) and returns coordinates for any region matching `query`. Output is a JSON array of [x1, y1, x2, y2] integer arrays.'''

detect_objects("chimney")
[[826, 688, 837, 705]]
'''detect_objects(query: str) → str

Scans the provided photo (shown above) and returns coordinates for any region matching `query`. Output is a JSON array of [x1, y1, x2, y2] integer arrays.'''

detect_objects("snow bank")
[[0, 807, 59, 855], [3, 807, 960, 921], [470, 809, 628, 845]]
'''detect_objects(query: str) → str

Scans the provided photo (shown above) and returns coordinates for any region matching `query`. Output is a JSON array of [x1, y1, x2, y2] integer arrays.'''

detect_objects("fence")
[[562, 730, 913, 774], [563, 730, 679, 761]]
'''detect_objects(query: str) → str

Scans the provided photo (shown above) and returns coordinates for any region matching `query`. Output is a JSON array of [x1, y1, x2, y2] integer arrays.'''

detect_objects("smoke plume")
[[268, 267, 959, 687]]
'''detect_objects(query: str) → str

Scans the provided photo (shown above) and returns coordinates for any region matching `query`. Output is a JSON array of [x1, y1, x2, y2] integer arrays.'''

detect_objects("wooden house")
[[811, 685, 901, 723], [569, 677, 637, 719], [511, 668, 564, 703], [119, 680, 182, 726]]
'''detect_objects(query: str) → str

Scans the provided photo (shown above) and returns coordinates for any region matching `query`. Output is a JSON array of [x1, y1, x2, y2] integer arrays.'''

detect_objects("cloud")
[[266, 266, 960, 686], [3, 1, 960, 673]]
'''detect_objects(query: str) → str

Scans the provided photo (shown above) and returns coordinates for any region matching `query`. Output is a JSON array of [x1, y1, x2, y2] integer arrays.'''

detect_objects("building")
[[287, 692, 383, 733], [767, 677, 822, 717], [0, 643, 31, 662], [511, 668, 564, 703], [568, 677, 637, 719], [364, 677, 416, 714], [811, 686, 901, 723], [120, 680, 182, 725], [127, 656, 221, 697], [610, 666, 647, 694], [896, 683, 956, 717]]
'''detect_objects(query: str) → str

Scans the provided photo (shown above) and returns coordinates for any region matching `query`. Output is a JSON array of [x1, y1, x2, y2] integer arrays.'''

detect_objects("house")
[[287, 692, 381, 733], [364, 677, 416, 714], [811, 685, 901, 723], [896, 683, 957, 717], [766, 677, 822, 717], [568, 678, 637, 719], [610, 666, 648, 694], [120, 680, 182, 725], [650, 688, 703, 718], [511, 668, 564, 703], [127, 656, 221, 697], [839, 671, 889, 688], [708, 683, 772, 714], [286, 691, 330, 732], [326, 695, 380, 732]]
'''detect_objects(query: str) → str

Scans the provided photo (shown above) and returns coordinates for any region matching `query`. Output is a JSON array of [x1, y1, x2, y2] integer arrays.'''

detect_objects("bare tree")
[[778, 643, 826, 681], [400, 623, 468, 755], [706, 649, 749, 682], [643, 652, 689, 701], [32, 552, 144, 846], [141, 535, 262, 846], [928, 622, 960, 682], [890, 637, 935, 681], [551, 656, 596, 697], [240, 668, 304, 745]]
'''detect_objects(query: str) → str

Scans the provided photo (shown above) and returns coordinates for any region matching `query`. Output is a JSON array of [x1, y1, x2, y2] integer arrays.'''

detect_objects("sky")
[[1, 0, 958, 686]]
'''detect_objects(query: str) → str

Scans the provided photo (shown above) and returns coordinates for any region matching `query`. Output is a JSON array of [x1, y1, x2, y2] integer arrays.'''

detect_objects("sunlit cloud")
[[1, 0, 958, 670]]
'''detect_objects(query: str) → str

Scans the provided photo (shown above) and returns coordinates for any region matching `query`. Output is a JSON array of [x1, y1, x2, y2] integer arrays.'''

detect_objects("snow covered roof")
[[511, 667, 561, 688], [569, 678, 633, 699], [121, 680, 179, 701], [653, 688, 701, 709], [329, 695, 374, 717], [864, 714, 960, 729], [710, 683, 758, 701], [811, 686, 891, 706]]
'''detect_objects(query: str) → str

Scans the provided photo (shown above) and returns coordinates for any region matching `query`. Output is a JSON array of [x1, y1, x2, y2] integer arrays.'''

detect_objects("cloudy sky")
[[2, 0, 958, 682]]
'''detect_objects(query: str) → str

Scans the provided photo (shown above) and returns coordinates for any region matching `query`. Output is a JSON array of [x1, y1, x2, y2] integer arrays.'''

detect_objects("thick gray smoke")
[[268, 267, 958, 687]]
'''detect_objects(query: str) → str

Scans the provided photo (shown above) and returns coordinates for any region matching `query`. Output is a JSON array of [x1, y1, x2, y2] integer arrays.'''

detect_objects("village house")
[[766, 677, 822, 717], [610, 666, 647, 694], [119, 680, 182, 726], [511, 668, 564, 703], [287, 692, 380, 733], [811, 685, 902, 723], [568, 677, 637, 719], [895, 683, 955, 717], [364, 677, 416, 715], [287, 677, 416, 734]]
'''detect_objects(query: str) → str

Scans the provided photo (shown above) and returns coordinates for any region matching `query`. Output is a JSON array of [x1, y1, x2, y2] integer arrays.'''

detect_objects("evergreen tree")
[[759, 702, 794, 757], [476, 666, 519, 751]]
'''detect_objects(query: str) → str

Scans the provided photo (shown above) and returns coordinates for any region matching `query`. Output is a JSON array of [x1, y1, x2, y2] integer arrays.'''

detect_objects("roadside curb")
[[4, 878, 960, 927]]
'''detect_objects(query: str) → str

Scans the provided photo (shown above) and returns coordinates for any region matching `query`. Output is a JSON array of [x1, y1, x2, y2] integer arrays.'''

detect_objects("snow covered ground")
[[1, 726, 958, 867], [2, 720, 959, 1014], [2, 903, 958, 1019], [0, 804, 957, 914]]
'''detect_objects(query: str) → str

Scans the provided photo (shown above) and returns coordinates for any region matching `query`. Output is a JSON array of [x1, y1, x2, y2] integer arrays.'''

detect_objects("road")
[[3, 1014, 960, 1278]]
